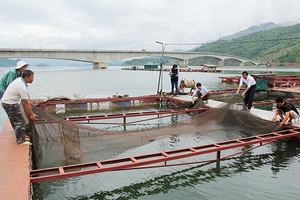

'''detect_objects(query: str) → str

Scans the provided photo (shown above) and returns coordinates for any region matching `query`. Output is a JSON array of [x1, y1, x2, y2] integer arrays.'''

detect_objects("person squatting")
[[192, 82, 211, 104], [272, 96, 299, 127]]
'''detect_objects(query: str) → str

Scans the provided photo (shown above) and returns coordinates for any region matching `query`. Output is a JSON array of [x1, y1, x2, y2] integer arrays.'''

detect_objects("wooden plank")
[[0, 120, 30, 200]]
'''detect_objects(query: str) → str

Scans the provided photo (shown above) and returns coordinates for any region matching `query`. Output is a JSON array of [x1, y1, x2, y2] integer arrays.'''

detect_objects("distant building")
[[144, 62, 158, 70], [201, 64, 218, 72]]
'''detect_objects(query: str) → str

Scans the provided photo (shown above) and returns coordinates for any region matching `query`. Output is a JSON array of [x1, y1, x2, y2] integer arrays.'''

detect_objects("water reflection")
[[32, 139, 300, 200], [69, 154, 271, 199], [270, 140, 300, 174]]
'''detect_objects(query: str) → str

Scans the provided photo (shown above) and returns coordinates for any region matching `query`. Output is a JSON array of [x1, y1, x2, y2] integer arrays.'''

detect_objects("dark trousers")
[[171, 79, 179, 95], [244, 84, 256, 110], [2, 103, 27, 144], [202, 92, 211, 101], [179, 98, 206, 108]]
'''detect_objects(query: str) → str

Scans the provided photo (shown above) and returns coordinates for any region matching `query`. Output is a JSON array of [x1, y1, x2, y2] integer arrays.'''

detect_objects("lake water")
[[1, 65, 300, 200]]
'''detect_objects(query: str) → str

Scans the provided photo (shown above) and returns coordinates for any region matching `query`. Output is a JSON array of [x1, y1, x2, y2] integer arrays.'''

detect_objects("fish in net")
[[26, 96, 278, 169]]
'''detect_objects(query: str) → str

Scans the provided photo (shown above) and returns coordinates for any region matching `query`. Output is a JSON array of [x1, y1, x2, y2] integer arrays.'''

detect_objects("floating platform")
[[220, 75, 300, 88], [3, 93, 300, 199], [122, 67, 222, 73], [30, 127, 300, 183]]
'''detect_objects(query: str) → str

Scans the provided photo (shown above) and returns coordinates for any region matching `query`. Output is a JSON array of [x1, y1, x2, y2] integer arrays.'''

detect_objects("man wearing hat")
[[0, 60, 29, 99]]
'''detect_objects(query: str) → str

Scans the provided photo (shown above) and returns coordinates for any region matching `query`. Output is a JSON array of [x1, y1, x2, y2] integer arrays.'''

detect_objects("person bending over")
[[235, 71, 256, 110], [272, 97, 299, 126], [1, 70, 36, 145]]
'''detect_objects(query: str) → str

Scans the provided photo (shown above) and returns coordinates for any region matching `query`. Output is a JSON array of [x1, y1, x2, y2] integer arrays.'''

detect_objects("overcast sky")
[[0, 0, 299, 51]]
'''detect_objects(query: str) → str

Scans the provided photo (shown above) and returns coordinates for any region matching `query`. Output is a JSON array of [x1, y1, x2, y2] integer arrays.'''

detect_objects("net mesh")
[[27, 96, 278, 169]]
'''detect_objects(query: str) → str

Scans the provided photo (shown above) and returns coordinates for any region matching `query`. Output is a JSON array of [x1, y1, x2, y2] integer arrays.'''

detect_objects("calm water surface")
[[1, 65, 300, 200]]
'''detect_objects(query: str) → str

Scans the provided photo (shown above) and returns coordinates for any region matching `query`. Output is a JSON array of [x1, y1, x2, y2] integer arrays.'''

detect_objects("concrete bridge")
[[0, 48, 261, 69]]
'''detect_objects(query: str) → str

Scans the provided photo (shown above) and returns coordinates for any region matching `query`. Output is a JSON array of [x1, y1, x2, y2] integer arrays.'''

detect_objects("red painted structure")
[[122, 68, 222, 73], [30, 127, 300, 183], [34, 97, 300, 124], [219, 75, 300, 88], [35, 91, 244, 111], [36, 95, 168, 109], [274, 76, 300, 87], [252, 97, 300, 106], [35, 95, 186, 111], [35, 107, 211, 125]]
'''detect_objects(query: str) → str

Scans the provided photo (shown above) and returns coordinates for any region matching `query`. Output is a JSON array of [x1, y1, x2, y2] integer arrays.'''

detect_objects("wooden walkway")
[[0, 120, 30, 200]]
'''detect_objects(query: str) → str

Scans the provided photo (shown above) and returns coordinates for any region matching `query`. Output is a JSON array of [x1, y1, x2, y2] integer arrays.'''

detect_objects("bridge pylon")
[[93, 62, 107, 69], [218, 60, 224, 67], [179, 59, 188, 68]]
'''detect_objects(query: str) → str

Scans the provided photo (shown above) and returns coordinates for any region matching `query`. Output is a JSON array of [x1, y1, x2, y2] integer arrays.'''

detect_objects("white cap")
[[15, 61, 29, 69]]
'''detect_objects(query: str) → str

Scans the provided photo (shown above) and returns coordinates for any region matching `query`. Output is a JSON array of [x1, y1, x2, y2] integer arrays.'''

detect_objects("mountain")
[[125, 22, 300, 66], [220, 22, 278, 41], [193, 23, 300, 66]]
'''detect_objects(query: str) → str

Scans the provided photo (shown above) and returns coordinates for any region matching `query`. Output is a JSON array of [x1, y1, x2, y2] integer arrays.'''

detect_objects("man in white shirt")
[[192, 82, 211, 104], [235, 71, 256, 110], [1, 70, 36, 145]]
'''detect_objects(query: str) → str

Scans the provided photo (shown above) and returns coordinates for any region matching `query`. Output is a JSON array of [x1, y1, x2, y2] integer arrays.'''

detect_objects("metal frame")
[[30, 127, 300, 183], [35, 107, 210, 124], [252, 97, 300, 106]]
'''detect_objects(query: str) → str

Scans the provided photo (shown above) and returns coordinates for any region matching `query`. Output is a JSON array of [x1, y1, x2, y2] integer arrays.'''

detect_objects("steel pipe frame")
[[30, 127, 300, 183]]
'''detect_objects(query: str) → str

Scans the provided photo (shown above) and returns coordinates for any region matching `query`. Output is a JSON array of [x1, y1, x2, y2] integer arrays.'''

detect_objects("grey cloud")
[[0, 0, 299, 51]]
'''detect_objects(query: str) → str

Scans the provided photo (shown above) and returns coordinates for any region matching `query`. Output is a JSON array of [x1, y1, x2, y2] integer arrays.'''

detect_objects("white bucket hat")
[[15, 61, 29, 69]]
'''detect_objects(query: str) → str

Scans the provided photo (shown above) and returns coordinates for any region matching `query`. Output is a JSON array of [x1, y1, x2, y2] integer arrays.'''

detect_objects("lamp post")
[[155, 41, 167, 95]]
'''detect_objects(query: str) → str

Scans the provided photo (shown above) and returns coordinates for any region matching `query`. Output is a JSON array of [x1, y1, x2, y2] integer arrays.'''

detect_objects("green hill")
[[220, 22, 277, 41], [194, 23, 300, 66]]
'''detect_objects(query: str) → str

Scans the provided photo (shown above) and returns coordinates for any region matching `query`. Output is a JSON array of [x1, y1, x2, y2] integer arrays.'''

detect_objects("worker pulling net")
[[27, 96, 278, 169]]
